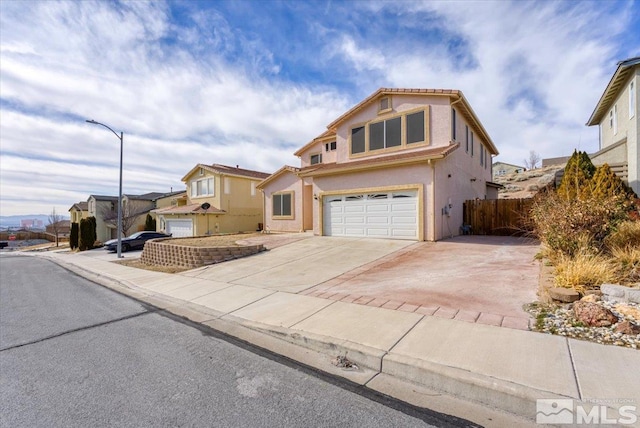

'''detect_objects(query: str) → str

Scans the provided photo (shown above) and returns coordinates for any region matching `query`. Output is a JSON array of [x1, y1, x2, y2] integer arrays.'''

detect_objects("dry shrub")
[[530, 191, 630, 257], [553, 251, 618, 293], [610, 245, 640, 283], [605, 221, 640, 251]]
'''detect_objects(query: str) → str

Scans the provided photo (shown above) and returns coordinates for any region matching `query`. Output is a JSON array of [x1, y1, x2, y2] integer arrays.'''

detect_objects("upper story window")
[[370, 116, 401, 150], [379, 97, 391, 113], [630, 81, 635, 119], [465, 125, 469, 152], [191, 177, 214, 197], [199, 167, 204, 176], [224, 177, 231, 194], [451, 108, 457, 141], [480, 145, 484, 166], [470, 131, 474, 157], [613, 105, 618, 134], [349, 109, 428, 156], [310, 153, 322, 165], [325, 141, 336, 151], [251, 181, 256, 196]]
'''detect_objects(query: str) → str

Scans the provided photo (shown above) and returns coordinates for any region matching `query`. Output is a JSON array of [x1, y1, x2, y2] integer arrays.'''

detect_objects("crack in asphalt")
[[0, 310, 154, 352]]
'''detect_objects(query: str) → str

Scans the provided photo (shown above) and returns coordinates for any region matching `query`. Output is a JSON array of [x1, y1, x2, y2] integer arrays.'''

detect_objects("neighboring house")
[[153, 164, 270, 237], [46, 220, 70, 236], [258, 88, 499, 241], [88, 191, 185, 243], [587, 56, 639, 195], [492, 162, 526, 178], [68, 202, 89, 224], [87, 195, 119, 243]]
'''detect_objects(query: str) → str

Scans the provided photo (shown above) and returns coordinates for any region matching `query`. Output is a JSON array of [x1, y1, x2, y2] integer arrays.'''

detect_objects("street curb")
[[36, 254, 560, 424]]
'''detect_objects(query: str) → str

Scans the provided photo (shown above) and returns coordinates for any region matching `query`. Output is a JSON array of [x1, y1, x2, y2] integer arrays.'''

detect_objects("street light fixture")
[[85, 119, 124, 258]]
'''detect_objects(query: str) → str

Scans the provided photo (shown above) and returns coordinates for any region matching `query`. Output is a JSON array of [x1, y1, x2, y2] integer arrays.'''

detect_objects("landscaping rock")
[[549, 287, 580, 303], [580, 294, 600, 303], [614, 304, 640, 322], [615, 320, 640, 335], [573, 301, 619, 327]]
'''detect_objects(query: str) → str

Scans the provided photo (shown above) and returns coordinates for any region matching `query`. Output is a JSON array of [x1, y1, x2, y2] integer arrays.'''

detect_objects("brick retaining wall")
[[140, 238, 265, 269]]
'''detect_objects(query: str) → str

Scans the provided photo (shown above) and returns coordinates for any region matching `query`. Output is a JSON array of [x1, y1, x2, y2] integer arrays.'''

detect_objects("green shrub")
[[557, 150, 596, 201], [70, 222, 79, 250], [144, 214, 156, 231], [79, 216, 97, 251]]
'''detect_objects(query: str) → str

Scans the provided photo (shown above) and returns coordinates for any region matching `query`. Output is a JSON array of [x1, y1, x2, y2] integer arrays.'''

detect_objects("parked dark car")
[[104, 231, 171, 252], [0, 241, 8, 249]]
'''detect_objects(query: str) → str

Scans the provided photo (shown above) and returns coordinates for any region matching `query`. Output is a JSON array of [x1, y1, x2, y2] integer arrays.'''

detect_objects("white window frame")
[[251, 181, 256, 196], [613, 105, 618, 135], [191, 177, 214, 198], [224, 177, 231, 194]]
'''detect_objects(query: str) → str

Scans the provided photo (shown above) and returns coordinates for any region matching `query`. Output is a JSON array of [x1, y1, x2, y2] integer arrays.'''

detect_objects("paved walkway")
[[20, 236, 640, 425]]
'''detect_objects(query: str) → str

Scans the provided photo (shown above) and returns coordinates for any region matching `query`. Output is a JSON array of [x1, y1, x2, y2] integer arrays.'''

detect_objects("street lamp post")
[[85, 119, 124, 258]]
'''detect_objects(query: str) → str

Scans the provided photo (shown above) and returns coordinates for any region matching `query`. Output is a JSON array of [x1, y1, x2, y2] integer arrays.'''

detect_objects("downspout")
[[429, 159, 436, 241]]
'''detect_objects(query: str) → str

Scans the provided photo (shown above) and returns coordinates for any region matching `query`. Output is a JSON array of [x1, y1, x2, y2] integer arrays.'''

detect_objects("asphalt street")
[[0, 255, 475, 428]]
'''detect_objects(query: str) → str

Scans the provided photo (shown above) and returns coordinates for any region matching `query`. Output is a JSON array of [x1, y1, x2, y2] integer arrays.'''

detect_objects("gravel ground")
[[525, 300, 640, 349]]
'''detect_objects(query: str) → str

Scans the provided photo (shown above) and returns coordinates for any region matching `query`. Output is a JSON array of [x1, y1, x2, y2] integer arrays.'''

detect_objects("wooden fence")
[[0, 231, 69, 243], [463, 198, 534, 236]]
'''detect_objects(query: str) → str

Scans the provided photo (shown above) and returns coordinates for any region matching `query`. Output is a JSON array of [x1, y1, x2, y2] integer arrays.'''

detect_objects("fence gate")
[[462, 198, 533, 236]]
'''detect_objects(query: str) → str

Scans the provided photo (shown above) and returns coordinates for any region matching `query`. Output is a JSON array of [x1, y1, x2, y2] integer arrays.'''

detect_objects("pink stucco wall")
[[261, 170, 303, 233]]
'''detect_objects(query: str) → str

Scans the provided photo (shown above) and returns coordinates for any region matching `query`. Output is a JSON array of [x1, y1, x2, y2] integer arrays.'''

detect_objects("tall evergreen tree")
[[557, 150, 596, 200], [70, 222, 79, 250]]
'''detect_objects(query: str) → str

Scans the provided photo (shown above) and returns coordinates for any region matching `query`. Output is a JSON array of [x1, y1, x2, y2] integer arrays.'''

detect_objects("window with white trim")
[[272, 192, 293, 218], [310, 153, 322, 165], [613, 105, 618, 135], [224, 177, 231, 194], [191, 177, 214, 197], [630, 81, 635, 119]]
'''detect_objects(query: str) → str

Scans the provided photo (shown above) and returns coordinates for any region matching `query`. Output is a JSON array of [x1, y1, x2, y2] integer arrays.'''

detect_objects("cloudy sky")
[[1, 0, 638, 216]]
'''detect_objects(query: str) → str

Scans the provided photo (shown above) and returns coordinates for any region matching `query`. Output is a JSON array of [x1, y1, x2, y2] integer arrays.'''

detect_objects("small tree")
[[523, 150, 541, 170], [48, 207, 64, 247], [101, 200, 148, 237], [590, 163, 637, 200], [144, 214, 156, 231], [79, 216, 97, 251], [70, 222, 79, 250], [557, 150, 596, 200]]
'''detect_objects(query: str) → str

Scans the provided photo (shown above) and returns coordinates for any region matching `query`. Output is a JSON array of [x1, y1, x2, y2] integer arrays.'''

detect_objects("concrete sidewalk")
[[28, 241, 640, 427]]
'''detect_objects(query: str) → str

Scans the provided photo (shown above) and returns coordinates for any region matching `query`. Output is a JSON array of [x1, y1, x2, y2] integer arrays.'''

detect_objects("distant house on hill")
[[492, 162, 526, 178]]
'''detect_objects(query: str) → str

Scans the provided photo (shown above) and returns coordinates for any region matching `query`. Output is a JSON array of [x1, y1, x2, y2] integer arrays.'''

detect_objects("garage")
[[165, 219, 193, 238], [323, 191, 418, 240]]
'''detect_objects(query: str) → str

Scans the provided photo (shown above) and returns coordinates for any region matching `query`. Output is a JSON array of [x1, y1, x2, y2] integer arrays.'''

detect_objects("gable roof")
[[181, 163, 271, 182], [587, 57, 640, 126], [298, 143, 459, 178], [294, 88, 498, 157], [88, 195, 118, 202], [256, 165, 300, 189], [125, 192, 165, 201], [68, 201, 88, 211]]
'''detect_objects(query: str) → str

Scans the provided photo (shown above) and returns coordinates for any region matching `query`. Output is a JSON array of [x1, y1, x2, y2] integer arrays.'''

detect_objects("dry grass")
[[163, 233, 263, 247], [553, 251, 618, 293], [115, 259, 188, 273], [605, 221, 640, 251], [610, 245, 640, 283]]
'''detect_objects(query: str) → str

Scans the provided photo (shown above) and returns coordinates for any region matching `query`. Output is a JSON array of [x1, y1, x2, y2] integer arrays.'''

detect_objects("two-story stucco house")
[[153, 164, 270, 237], [587, 57, 639, 195], [258, 88, 499, 241]]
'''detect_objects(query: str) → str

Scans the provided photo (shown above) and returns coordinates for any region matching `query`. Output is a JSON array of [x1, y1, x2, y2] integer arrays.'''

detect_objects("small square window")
[[379, 97, 391, 112], [310, 153, 322, 165]]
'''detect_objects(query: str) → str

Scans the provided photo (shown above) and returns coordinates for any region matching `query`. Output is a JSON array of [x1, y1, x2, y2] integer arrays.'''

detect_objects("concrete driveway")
[[182, 234, 539, 329]]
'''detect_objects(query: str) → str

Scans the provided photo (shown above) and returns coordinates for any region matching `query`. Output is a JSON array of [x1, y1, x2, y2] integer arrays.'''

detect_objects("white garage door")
[[166, 219, 193, 238], [323, 191, 418, 240]]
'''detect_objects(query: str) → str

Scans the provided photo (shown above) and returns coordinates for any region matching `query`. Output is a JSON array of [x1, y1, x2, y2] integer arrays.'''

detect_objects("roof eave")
[[587, 57, 640, 126]]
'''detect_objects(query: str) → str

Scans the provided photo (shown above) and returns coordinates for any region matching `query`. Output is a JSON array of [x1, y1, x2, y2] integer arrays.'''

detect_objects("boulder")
[[549, 287, 580, 303], [573, 301, 619, 327], [614, 320, 640, 335], [580, 294, 600, 303]]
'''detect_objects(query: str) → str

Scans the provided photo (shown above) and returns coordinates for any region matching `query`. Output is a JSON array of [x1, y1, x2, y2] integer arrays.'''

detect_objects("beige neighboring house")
[[258, 88, 499, 241], [492, 162, 526, 178], [88, 191, 185, 243], [68, 201, 89, 224], [587, 56, 639, 195], [153, 164, 270, 237]]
